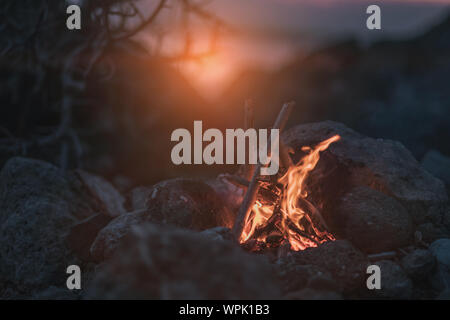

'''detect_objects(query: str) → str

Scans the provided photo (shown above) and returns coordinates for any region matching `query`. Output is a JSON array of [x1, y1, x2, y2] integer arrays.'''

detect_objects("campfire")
[[229, 101, 341, 252]]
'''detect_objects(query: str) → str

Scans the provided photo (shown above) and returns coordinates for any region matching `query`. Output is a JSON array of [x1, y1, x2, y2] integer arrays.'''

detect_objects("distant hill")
[[219, 11, 450, 159]]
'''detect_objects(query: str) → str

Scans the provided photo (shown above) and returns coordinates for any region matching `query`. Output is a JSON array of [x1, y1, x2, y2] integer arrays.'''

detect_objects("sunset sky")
[[141, 0, 450, 99]]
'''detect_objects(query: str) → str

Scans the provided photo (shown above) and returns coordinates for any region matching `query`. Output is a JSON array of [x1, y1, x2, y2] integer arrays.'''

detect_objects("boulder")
[[284, 288, 342, 300], [417, 223, 449, 243], [128, 186, 153, 211], [32, 286, 79, 300], [429, 238, 450, 291], [145, 178, 234, 230], [400, 249, 436, 280], [207, 175, 245, 219], [86, 224, 281, 299], [283, 121, 448, 226], [421, 149, 450, 186], [75, 169, 126, 217], [67, 213, 113, 261], [334, 186, 413, 253], [277, 263, 337, 294], [375, 260, 413, 299], [0, 157, 97, 296], [279, 240, 368, 292], [437, 290, 450, 300], [90, 178, 235, 262], [199, 226, 234, 243], [444, 208, 450, 232], [90, 210, 147, 261]]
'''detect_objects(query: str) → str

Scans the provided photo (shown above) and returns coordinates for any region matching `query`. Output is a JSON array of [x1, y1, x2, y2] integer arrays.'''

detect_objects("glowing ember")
[[239, 135, 341, 251]]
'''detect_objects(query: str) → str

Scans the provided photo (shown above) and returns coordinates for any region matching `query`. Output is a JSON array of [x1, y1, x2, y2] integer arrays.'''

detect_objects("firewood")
[[285, 216, 321, 246], [367, 251, 397, 261], [242, 99, 255, 180], [297, 197, 329, 230], [220, 173, 250, 188], [245, 98, 255, 130], [232, 102, 295, 241]]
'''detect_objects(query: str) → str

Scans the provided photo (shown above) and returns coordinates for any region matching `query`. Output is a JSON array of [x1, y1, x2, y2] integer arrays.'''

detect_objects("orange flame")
[[240, 134, 341, 251]]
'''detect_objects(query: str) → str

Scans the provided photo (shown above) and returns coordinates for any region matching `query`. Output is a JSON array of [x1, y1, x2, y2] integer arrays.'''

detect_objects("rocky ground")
[[1, 121, 450, 300]]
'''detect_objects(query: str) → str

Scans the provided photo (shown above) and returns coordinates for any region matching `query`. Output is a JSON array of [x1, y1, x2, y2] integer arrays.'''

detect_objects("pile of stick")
[[227, 100, 333, 250], [230, 100, 294, 241]]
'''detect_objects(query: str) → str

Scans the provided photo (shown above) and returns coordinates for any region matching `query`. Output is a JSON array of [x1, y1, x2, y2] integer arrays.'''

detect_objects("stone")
[[199, 226, 234, 243], [276, 263, 337, 294], [279, 240, 368, 292], [128, 186, 153, 211], [284, 288, 342, 300], [444, 208, 450, 232], [421, 204, 448, 226], [335, 186, 413, 253], [375, 260, 413, 299], [421, 149, 450, 186], [206, 175, 245, 221], [86, 224, 281, 299], [429, 239, 450, 291], [32, 286, 79, 300], [90, 210, 146, 261], [437, 290, 450, 300], [0, 157, 97, 297], [145, 178, 234, 230], [283, 121, 448, 227], [66, 213, 113, 261], [90, 178, 235, 262], [75, 169, 126, 217], [90, 179, 232, 261], [400, 249, 436, 280], [417, 223, 448, 243]]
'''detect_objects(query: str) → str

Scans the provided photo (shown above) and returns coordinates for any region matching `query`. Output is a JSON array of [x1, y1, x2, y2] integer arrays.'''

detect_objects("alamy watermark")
[[171, 121, 280, 176]]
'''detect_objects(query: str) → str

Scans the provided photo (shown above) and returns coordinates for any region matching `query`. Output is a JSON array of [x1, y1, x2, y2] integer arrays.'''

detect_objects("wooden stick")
[[285, 217, 321, 246], [297, 197, 329, 230], [220, 173, 250, 188], [242, 99, 255, 180], [232, 102, 295, 241], [245, 99, 254, 130], [367, 251, 397, 261]]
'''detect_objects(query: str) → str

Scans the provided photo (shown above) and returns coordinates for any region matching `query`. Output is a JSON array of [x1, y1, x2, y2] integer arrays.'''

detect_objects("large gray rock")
[[199, 226, 234, 243], [335, 186, 413, 253], [279, 240, 368, 292], [207, 175, 245, 220], [277, 263, 337, 294], [283, 121, 448, 227], [128, 186, 153, 211], [75, 169, 126, 217], [444, 208, 450, 232], [0, 157, 97, 297], [86, 224, 281, 299], [67, 213, 113, 261], [145, 178, 234, 230], [90, 178, 234, 262], [376, 260, 413, 299], [90, 210, 147, 261], [284, 288, 342, 300], [430, 238, 450, 291], [421, 149, 450, 186], [417, 222, 449, 243], [400, 249, 436, 280]]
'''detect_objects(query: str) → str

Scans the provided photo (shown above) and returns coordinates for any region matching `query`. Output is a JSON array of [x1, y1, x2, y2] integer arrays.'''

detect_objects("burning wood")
[[232, 101, 295, 241], [232, 101, 341, 252], [241, 99, 255, 180]]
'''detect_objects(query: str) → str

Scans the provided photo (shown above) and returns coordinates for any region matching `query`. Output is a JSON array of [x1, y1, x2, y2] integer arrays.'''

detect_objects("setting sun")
[[177, 52, 238, 100]]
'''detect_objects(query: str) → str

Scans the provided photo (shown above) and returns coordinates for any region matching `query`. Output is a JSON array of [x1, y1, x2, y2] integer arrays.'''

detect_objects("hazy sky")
[[209, 0, 449, 40], [141, 0, 450, 99]]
